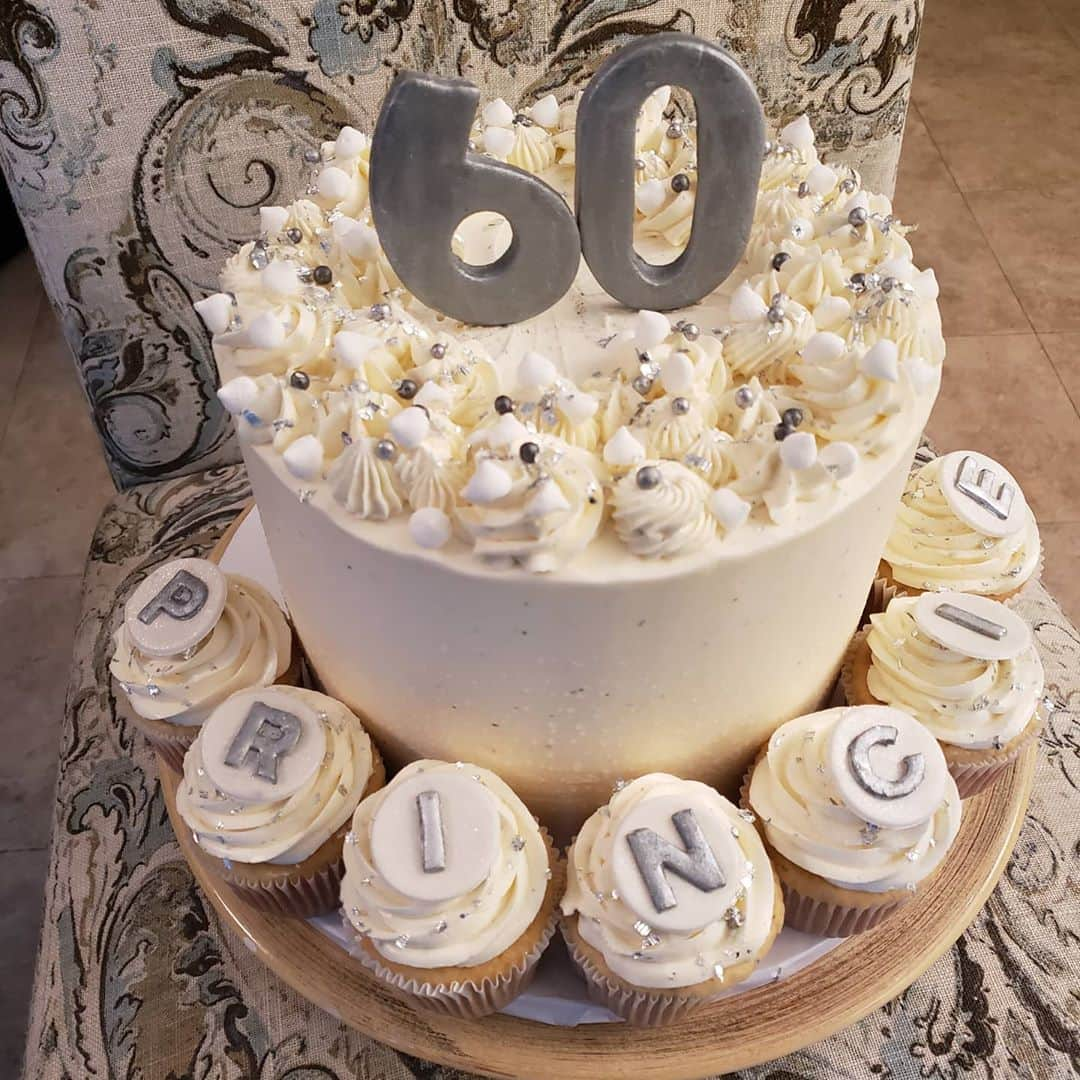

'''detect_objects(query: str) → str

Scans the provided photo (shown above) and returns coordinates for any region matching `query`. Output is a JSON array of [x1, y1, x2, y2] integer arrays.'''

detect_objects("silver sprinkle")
[[434, 920, 448, 934], [393, 935, 409, 949], [511, 835, 525, 852], [633, 919, 652, 937], [713, 963, 725, 981]]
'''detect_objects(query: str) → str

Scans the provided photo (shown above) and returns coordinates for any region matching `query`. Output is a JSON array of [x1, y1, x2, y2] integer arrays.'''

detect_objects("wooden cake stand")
[[158, 505, 1036, 1079]]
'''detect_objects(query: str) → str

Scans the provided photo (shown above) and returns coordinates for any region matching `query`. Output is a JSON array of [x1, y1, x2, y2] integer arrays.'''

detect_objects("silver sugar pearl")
[[666, 121, 684, 140], [734, 386, 756, 409], [848, 206, 868, 227], [671, 396, 691, 415], [303, 148, 321, 164], [370, 302, 392, 321], [766, 304, 785, 324], [680, 322, 700, 341], [631, 374, 654, 396], [285, 227, 303, 244], [430, 342, 447, 359], [636, 465, 662, 490], [375, 439, 397, 461], [840, 177, 857, 193]]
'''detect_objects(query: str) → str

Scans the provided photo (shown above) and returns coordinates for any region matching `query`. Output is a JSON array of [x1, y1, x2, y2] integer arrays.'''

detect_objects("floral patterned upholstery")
[[21, 467, 1080, 1078], [0, 0, 924, 487]]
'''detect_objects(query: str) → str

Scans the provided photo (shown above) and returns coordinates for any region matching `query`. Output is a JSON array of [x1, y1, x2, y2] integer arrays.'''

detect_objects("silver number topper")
[[369, 71, 580, 326], [416, 789, 447, 874], [847, 725, 925, 800], [223, 702, 303, 785], [576, 33, 764, 311], [137, 569, 208, 625], [626, 807, 725, 913], [934, 602, 1007, 641], [954, 455, 1015, 522]]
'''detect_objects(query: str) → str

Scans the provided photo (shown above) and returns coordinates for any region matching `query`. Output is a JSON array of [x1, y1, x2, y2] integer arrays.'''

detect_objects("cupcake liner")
[[943, 711, 1043, 799], [346, 830, 564, 1019], [861, 575, 900, 628], [839, 627, 873, 710], [560, 876, 784, 1028], [738, 753, 912, 938], [212, 744, 386, 918]]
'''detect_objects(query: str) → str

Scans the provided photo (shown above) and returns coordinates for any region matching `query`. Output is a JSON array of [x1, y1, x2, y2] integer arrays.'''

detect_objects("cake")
[[197, 77, 945, 834]]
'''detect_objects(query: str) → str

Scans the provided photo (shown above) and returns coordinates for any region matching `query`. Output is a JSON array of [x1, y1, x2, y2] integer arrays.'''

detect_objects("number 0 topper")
[[369, 33, 765, 326]]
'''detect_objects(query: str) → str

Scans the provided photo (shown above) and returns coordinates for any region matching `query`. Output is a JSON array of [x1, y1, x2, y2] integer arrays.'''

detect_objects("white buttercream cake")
[[200, 89, 945, 835]]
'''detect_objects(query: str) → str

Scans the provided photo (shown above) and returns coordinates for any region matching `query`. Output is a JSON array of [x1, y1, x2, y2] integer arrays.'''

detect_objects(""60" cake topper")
[[369, 33, 765, 326]]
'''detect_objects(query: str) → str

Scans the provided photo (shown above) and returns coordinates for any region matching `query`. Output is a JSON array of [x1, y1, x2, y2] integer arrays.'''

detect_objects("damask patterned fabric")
[[22, 467, 1080, 1079], [0, 1, 924, 488]]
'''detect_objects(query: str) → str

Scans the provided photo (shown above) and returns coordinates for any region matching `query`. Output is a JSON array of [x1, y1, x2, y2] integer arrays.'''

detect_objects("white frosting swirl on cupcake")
[[177, 686, 375, 864], [883, 457, 1041, 594], [864, 595, 1043, 749], [341, 760, 550, 969], [748, 706, 961, 892], [111, 575, 292, 726], [561, 774, 777, 988]]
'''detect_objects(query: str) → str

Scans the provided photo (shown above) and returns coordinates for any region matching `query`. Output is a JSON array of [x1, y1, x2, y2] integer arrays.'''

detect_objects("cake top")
[[203, 77, 944, 576]]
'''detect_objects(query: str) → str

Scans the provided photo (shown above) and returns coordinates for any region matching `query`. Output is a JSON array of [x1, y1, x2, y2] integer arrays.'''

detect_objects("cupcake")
[[176, 685, 383, 916], [340, 760, 563, 1018], [844, 590, 1044, 797], [111, 557, 300, 769], [745, 705, 961, 937], [880, 450, 1040, 599], [561, 774, 783, 1026]]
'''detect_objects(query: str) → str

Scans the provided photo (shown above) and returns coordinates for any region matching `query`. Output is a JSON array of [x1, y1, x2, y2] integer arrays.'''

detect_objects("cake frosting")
[[176, 686, 375, 864], [340, 760, 550, 968], [863, 592, 1044, 750], [203, 100, 942, 575], [883, 452, 1040, 595], [200, 87, 946, 832], [110, 559, 292, 726], [748, 706, 961, 892], [562, 774, 777, 989]]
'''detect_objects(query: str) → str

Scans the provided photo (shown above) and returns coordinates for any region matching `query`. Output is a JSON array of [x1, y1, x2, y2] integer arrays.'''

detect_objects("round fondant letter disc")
[[914, 590, 1031, 661], [940, 450, 1026, 538], [826, 706, 947, 830], [125, 558, 228, 658], [370, 770, 501, 904], [611, 791, 742, 933], [201, 687, 327, 803]]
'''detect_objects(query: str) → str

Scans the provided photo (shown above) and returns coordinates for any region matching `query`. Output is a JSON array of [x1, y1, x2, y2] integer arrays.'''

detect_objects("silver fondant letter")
[[847, 725, 925, 800], [369, 72, 580, 326], [954, 455, 1015, 521], [626, 808, 725, 913], [223, 702, 302, 784], [416, 789, 446, 873], [934, 602, 1007, 641], [137, 569, 208, 625], [575, 33, 764, 310]]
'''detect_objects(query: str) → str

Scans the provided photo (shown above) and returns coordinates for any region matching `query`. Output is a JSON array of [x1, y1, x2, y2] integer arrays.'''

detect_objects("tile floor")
[[2, 0, 1080, 1069]]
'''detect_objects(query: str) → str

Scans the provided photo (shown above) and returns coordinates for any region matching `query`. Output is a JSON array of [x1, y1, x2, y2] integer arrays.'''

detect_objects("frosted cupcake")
[[111, 557, 300, 769], [880, 450, 1040, 599], [746, 705, 961, 936], [844, 591, 1044, 797], [561, 774, 783, 1026], [341, 760, 562, 1018], [176, 685, 382, 916]]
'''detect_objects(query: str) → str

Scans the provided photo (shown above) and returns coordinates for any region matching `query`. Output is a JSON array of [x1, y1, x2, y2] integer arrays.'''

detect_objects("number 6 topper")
[[369, 33, 765, 326]]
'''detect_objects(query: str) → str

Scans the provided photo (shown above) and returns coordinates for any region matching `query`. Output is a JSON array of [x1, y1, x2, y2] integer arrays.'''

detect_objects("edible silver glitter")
[[724, 906, 744, 929], [511, 835, 525, 852], [713, 963, 725, 981], [393, 935, 409, 949], [434, 920, 448, 934], [633, 919, 652, 937]]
